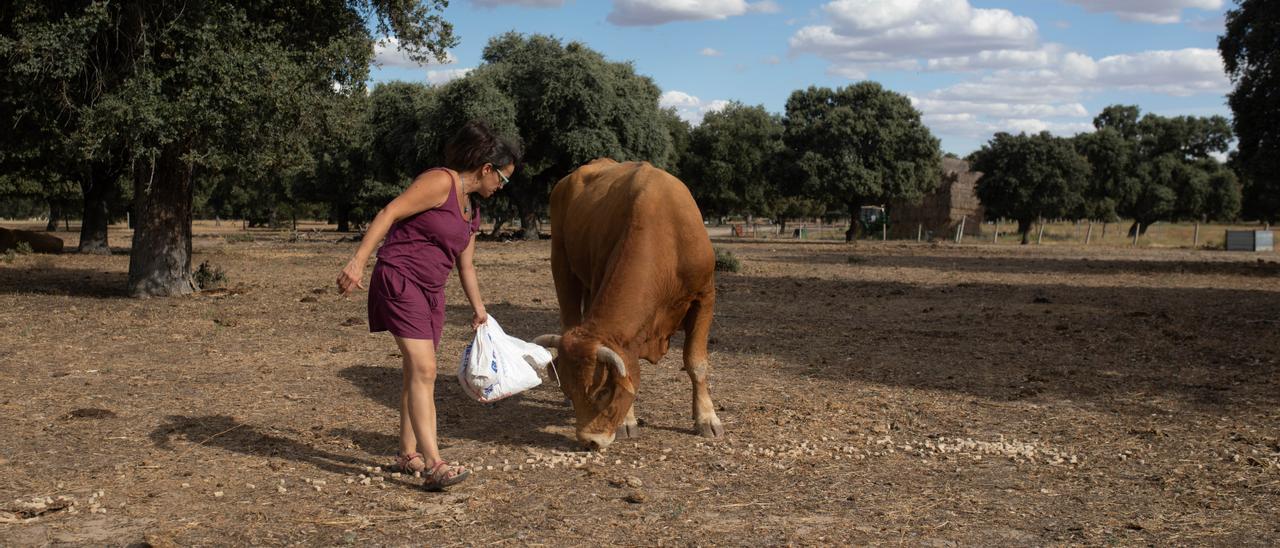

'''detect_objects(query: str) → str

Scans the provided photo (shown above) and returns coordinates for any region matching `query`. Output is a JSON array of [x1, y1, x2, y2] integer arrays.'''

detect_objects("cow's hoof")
[[696, 419, 725, 438], [616, 422, 640, 439]]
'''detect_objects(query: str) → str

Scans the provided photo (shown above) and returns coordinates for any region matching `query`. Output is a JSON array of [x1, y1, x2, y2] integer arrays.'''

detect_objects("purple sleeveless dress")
[[368, 168, 481, 347]]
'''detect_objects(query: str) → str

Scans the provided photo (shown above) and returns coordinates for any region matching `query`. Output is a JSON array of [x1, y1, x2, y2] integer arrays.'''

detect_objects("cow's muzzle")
[[577, 430, 616, 451]]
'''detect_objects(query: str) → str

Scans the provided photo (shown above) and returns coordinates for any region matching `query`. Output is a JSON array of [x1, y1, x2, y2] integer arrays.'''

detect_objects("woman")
[[337, 120, 520, 491]]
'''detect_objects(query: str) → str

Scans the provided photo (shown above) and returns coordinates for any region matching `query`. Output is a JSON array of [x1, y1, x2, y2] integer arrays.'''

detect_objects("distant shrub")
[[1, 250, 14, 264], [14, 242, 33, 254], [193, 261, 228, 290], [714, 249, 741, 273], [225, 233, 254, 244]]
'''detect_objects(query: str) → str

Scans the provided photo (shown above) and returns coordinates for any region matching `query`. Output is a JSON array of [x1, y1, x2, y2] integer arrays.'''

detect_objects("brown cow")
[[534, 158, 723, 450]]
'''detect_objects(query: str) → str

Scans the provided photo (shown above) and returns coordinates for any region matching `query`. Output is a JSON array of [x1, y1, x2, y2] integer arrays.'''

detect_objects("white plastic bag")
[[457, 315, 553, 403]]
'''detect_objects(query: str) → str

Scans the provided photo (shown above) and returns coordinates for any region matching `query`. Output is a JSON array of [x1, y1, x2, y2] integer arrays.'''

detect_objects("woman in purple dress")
[[336, 121, 520, 491]]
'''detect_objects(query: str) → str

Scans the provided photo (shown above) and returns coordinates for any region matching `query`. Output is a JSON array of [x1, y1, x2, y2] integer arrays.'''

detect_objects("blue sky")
[[370, 0, 1234, 155]]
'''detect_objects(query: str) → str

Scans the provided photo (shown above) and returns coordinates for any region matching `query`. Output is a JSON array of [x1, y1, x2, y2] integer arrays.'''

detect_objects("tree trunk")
[[335, 203, 351, 233], [489, 218, 507, 238], [78, 164, 115, 254], [778, 217, 787, 235], [519, 209, 541, 240], [127, 149, 196, 297], [513, 172, 552, 241], [1018, 218, 1033, 245], [46, 200, 62, 232], [1127, 221, 1152, 237], [845, 202, 861, 242]]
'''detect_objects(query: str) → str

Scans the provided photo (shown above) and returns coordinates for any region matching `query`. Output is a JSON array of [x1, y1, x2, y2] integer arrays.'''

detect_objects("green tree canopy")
[[1220, 0, 1280, 223], [1073, 127, 1137, 222], [971, 131, 1090, 244], [467, 32, 674, 238], [1093, 105, 1240, 233], [680, 102, 783, 221], [779, 82, 941, 241], [1, 0, 455, 296]]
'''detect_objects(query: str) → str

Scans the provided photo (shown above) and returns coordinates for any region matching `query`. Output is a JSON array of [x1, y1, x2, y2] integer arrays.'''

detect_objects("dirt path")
[[1, 228, 1278, 545]]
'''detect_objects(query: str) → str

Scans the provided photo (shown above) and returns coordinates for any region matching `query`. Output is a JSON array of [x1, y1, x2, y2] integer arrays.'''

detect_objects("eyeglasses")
[[491, 164, 510, 186]]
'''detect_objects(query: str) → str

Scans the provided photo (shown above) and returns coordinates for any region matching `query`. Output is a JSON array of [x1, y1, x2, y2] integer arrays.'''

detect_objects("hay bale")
[[0, 228, 64, 254]]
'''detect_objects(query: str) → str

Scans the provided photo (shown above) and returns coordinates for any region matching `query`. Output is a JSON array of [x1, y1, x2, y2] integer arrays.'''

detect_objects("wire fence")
[[721, 219, 1276, 251]]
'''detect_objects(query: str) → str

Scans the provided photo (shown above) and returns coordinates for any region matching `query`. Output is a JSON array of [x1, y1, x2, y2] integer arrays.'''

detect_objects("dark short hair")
[[443, 120, 522, 173]]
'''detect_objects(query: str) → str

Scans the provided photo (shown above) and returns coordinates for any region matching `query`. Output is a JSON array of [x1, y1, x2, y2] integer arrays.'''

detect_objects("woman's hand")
[[471, 308, 488, 330], [337, 258, 367, 296]]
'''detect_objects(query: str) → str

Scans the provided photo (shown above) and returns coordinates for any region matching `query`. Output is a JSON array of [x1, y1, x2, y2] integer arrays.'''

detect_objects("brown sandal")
[[421, 461, 470, 491], [387, 452, 425, 475]]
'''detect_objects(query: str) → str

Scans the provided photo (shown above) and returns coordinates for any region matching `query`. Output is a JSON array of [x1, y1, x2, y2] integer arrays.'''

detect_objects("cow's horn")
[[597, 346, 626, 378], [533, 334, 562, 349]]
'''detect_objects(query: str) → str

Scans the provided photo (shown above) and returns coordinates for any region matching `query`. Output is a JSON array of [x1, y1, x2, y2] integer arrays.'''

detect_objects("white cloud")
[[1187, 15, 1225, 32], [472, 0, 566, 7], [783, 1, 1229, 151], [700, 47, 723, 57], [790, 0, 1039, 67], [925, 46, 1062, 72], [747, 0, 780, 13], [660, 90, 729, 124], [762, 55, 781, 64], [374, 38, 457, 69], [913, 97, 1090, 119], [426, 68, 473, 85], [1093, 48, 1229, 96], [910, 47, 1227, 148], [1064, 0, 1224, 24], [608, 0, 779, 26]]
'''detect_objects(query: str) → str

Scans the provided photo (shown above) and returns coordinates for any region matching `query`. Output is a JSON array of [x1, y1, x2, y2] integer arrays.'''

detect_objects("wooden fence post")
[[1133, 223, 1141, 247], [955, 216, 966, 244], [917, 223, 923, 242], [993, 220, 1000, 244], [1036, 218, 1045, 245], [1085, 221, 1093, 245], [882, 223, 887, 241], [1193, 222, 1200, 248]]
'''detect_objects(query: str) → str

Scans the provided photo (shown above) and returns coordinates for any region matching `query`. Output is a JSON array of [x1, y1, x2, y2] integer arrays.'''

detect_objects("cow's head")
[[534, 329, 635, 450]]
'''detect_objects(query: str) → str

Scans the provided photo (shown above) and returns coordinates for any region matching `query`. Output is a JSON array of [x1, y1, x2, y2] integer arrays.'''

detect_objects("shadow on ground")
[[148, 415, 378, 476], [758, 250, 1280, 278], [336, 364, 579, 451], [712, 268, 1280, 413], [0, 266, 129, 298]]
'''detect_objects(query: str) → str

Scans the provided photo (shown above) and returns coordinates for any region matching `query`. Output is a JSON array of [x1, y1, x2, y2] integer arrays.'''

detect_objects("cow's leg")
[[682, 292, 723, 438], [616, 403, 639, 439]]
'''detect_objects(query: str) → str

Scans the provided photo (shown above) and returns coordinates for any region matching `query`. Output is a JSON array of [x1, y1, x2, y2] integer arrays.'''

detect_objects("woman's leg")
[[399, 355, 422, 462], [395, 336, 443, 465]]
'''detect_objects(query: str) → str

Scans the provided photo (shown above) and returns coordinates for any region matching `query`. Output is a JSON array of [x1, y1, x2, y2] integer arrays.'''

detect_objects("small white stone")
[[214, 491, 224, 498], [181, 483, 190, 489]]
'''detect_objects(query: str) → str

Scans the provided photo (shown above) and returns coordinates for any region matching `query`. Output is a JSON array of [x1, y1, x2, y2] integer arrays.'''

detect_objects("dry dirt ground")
[[1, 222, 1279, 546]]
